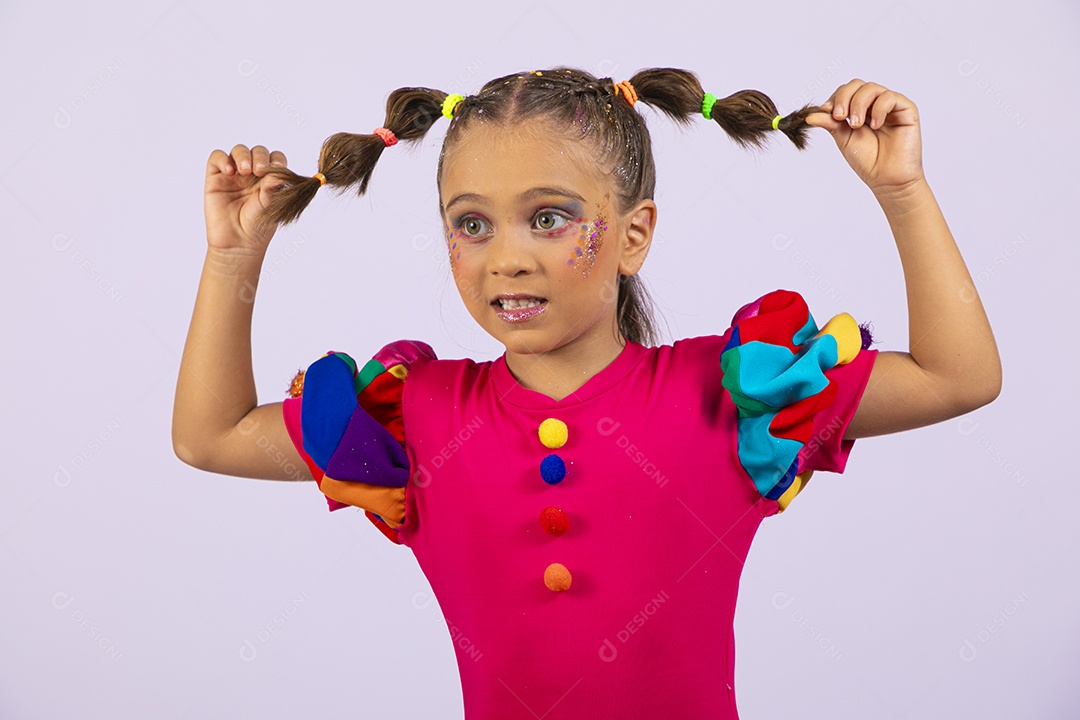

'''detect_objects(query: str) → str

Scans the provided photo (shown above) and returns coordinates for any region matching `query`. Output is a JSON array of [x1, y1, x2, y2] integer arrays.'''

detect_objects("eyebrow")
[[443, 186, 587, 214]]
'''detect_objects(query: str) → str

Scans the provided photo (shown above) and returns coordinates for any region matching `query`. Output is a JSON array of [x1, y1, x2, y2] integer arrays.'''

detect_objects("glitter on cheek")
[[447, 230, 462, 272], [568, 213, 607, 278], [568, 216, 588, 268]]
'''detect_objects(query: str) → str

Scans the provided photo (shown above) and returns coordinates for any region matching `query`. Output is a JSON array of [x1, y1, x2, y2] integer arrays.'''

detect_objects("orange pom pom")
[[287, 369, 305, 398], [544, 563, 572, 592]]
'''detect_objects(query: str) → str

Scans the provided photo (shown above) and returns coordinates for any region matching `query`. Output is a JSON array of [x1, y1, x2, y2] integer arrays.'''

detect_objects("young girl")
[[173, 67, 1000, 719]]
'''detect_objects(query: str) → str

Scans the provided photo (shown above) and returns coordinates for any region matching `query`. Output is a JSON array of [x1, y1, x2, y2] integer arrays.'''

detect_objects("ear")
[[618, 199, 657, 276]]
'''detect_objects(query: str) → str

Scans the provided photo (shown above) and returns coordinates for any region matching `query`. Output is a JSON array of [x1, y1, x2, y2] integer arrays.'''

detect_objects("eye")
[[534, 211, 568, 232], [458, 216, 490, 237]]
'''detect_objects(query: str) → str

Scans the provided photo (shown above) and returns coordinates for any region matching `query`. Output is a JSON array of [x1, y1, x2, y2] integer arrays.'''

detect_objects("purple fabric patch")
[[324, 405, 410, 487]]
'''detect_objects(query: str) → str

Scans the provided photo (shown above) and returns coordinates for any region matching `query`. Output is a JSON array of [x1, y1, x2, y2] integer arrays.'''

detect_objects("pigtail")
[[711, 92, 821, 150], [617, 274, 661, 347], [260, 87, 449, 227], [628, 68, 822, 150]]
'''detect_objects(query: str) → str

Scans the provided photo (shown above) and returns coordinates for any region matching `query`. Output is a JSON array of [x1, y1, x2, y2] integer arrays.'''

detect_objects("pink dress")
[[282, 289, 877, 719]]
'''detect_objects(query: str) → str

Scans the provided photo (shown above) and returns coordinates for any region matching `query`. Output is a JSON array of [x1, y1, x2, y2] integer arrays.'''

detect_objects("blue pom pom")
[[540, 454, 567, 485]]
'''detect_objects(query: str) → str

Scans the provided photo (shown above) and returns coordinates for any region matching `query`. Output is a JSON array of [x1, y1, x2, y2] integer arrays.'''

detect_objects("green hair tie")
[[771, 114, 783, 131], [701, 93, 718, 120], [442, 93, 464, 119]]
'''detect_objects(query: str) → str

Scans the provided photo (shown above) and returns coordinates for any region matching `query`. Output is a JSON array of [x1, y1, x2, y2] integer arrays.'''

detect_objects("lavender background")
[[3, 1, 1077, 717]]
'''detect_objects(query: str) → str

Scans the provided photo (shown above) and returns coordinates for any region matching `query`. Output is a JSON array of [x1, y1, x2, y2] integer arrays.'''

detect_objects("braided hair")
[[262, 67, 824, 346]]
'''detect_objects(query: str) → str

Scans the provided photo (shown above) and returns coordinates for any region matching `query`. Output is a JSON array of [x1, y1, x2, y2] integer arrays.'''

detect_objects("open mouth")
[[492, 296, 548, 322], [494, 297, 547, 310]]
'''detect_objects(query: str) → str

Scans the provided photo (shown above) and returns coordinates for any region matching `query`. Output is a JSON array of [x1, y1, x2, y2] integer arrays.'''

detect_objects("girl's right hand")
[[205, 144, 288, 253]]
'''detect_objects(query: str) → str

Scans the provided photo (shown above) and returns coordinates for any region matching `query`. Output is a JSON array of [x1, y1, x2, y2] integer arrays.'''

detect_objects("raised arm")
[[172, 145, 409, 527], [172, 145, 312, 480], [804, 81, 1002, 439]]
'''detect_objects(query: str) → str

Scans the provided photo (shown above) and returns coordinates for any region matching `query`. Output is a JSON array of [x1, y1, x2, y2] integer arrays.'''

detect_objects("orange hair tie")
[[372, 127, 398, 147], [613, 80, 638, 107], [313, 172, 326, 186]]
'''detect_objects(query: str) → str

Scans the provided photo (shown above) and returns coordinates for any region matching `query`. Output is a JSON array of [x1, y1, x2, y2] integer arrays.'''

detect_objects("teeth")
[[499, 298, 543, 309]]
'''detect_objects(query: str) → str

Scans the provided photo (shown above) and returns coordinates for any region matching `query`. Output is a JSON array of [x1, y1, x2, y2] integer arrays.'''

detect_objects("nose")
[[487, 228, 537, 277]]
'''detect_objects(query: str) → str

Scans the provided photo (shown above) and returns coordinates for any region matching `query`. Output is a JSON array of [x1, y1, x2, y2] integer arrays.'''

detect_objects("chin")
[[500, 336, 553, 355], [498, 332, 568, 357]]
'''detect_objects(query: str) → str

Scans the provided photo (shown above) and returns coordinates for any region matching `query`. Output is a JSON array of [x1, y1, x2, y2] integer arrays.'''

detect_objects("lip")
[[491, 293, 547, 303], [492, 295, 548, 323]]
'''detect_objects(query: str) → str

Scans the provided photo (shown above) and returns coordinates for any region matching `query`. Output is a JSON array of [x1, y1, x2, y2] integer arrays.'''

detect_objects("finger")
[[868, 91, 898, 129], [269, 149, 288, 168], [207, 148, 236, 177], [870, 90, 916, 129], [230, 143, 253, 175], [804, 111, 847, 134], [259, 171, 288, 196], [846, 82, 888, 129], [251, 145, 271, 175], [829, 78, 866, 120]]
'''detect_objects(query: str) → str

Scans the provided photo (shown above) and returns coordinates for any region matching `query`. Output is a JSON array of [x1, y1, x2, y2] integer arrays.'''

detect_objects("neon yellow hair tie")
[[701, 92, 717, 120], [442, 93, 464, 119], [771, 114, 783, 131]]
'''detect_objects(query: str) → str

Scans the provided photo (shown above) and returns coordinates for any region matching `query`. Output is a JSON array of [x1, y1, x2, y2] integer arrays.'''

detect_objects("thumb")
[[259, 167, 289, 195], [804, 111, 844, 133], [254, 171, 290, 211]]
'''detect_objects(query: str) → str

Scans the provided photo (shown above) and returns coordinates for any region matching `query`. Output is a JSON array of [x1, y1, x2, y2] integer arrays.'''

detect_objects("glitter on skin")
[[566, 216, 586, 265], [569, 213, 607, 276], [448, 230, 461, 270]]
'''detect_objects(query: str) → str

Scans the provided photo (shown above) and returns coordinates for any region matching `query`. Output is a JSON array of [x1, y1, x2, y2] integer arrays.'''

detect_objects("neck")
[[504, 329, 627, 403]]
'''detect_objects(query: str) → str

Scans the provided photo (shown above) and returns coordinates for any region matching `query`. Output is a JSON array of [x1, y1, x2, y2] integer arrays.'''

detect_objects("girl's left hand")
[[805, 79, 924, 195]]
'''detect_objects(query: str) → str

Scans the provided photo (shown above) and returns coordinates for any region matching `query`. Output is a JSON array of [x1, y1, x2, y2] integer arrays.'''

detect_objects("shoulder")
[[718, 289, 875, 512], [636, 336, 728, 381], [722, 289, 865, 357], [369, 339, 438, 378]]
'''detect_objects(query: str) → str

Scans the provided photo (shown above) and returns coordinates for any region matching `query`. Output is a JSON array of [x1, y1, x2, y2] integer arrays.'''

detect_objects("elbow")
[[172, 435, 204, 470], [949, 364, 1002, 416], [172, 426, 214, 471], [972, 356, 1003, 409], [172, 411, 197, 468], [979, 370, 1003, 408]]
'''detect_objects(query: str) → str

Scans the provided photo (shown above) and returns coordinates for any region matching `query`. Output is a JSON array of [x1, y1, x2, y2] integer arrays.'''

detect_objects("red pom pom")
[[540, 507, 569, 536]]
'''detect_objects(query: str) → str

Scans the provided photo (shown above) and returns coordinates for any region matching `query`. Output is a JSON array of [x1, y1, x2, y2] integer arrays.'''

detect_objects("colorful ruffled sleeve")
[[720, 290, 877, 514], [281, 340, 436, 542]]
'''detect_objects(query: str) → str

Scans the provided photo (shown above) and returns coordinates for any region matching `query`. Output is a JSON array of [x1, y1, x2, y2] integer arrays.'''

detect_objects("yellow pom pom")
[[538, 418, 568, 449], [544, 563, 572, 592], [816, 313, 861, 365]]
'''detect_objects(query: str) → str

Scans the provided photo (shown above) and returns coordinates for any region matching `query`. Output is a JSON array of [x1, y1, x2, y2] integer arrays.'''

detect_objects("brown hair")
[[262, 67, 824, 346]]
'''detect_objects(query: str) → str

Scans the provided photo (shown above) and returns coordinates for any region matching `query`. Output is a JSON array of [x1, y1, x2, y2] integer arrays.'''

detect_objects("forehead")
[[439, 119, 607, 203]]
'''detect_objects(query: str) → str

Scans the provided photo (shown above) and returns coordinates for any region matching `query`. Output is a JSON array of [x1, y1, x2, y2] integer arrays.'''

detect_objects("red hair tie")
[[372, 127, 398, 147], [612, 80, 638, 107]]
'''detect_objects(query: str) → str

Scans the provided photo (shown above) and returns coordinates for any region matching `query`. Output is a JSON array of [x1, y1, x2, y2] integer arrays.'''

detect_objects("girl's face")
[[439, 118, 653, 361]]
